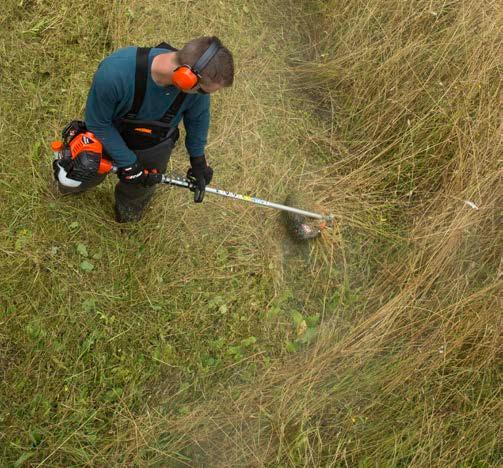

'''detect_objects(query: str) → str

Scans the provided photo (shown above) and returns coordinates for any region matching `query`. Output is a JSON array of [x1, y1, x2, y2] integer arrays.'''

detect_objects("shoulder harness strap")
[[125, 47, 150, 119], [156, 42, 187, 125], [124, 44, 187, 126], [160, 91, 186, 125]]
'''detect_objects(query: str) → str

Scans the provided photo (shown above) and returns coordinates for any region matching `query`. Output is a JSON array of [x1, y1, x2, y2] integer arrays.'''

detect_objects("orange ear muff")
[[172, 66, 199, 91]]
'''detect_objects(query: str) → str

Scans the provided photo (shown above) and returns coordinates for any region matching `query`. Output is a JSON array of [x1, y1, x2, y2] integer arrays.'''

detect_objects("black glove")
[[187, 156, 213, 203], [117, 160, 162, 187]]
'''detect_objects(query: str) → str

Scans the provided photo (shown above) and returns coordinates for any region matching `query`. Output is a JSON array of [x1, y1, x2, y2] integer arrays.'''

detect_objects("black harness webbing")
[[125, 47, 150, 119], [124, 43, 187, 125]]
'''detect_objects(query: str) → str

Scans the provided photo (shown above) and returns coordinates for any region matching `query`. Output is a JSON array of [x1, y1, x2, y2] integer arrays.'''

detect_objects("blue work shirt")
[[85, 47, 210, 167]]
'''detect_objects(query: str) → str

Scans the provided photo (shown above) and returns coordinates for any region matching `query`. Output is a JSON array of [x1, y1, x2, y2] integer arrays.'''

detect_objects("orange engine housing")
[[68, 131, 112, 174], [69, 131, 102, 159]]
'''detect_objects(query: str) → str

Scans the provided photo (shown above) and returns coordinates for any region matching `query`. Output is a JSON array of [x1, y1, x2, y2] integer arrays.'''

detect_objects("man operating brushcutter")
[[53, 36, 234, 222]]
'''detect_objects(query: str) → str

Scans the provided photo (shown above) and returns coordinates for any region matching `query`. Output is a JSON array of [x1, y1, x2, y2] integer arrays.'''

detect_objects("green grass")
[[1, 1, 340, 464], [1, 0, 501, 466]]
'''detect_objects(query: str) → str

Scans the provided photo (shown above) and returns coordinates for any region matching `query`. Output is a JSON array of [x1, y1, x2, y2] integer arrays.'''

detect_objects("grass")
[[1, 0, 501, 466]]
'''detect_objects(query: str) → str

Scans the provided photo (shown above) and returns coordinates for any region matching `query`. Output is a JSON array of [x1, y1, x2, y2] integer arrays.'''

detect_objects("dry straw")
[[121, 1, 502, 465]]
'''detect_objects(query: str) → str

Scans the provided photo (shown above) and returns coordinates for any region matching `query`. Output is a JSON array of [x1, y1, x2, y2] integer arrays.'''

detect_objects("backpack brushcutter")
[[51, 129, 334, 240]]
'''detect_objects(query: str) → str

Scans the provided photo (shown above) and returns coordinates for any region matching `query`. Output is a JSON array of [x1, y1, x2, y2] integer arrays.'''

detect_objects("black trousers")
[[58, 135, 176, 222]]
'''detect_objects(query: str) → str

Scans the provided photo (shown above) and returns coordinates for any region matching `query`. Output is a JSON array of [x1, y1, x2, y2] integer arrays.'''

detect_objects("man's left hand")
[[187, 156, 213, 203]]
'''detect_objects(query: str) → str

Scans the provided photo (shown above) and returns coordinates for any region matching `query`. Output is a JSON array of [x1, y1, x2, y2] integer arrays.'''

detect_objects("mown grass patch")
[[1, 0, 343, 464]]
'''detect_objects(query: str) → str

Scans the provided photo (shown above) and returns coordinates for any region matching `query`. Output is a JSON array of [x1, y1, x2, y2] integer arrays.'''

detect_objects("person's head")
[[174, 36, 234, 94]]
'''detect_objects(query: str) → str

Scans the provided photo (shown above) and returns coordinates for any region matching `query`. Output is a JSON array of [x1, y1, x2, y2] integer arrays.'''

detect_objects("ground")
[[0, 0, 501, 466]]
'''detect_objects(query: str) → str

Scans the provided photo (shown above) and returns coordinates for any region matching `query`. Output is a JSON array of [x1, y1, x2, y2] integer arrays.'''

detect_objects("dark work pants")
[[58, 136, 176, 222]]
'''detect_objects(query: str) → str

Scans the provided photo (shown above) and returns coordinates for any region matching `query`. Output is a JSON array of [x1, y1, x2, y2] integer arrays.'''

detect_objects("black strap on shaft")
[[124, 43, 187, 125]]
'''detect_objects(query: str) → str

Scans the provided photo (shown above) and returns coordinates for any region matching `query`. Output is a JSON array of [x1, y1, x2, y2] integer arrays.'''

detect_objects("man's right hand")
[[117, 160, 144, 183], [117, 160, 162, 186]]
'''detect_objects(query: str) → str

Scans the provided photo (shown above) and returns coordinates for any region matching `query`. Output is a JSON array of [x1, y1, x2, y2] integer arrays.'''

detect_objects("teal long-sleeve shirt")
[[84, 46, 210, 167]]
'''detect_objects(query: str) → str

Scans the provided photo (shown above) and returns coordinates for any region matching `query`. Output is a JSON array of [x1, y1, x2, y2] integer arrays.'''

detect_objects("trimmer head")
[[288, 214, 324, 240], [283, 193, 331, 241]]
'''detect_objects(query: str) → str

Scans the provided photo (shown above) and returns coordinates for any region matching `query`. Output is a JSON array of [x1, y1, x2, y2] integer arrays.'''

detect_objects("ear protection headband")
[[172, 40, 221, 91]]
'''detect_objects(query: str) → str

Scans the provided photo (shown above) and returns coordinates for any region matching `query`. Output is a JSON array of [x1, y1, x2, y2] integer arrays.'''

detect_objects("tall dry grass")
[[111, 1, 502, 465]]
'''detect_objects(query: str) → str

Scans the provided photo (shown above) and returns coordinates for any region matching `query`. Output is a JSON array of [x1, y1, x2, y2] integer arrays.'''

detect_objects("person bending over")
[[58, 36, 234, 223]]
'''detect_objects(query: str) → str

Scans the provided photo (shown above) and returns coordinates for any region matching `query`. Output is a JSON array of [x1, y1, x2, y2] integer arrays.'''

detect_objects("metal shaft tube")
[[161, 175, 334, 222]]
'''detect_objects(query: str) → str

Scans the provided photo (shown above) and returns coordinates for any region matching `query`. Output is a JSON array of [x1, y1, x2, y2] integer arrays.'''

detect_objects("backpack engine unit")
[[52, 121, 112, 188]]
